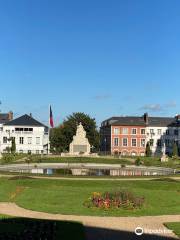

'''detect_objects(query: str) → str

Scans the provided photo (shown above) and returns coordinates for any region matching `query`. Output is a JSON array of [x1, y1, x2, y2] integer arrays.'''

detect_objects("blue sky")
[[0, 0, 180, 126]]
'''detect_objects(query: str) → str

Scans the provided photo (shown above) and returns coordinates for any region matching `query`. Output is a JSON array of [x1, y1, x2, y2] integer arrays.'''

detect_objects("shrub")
[[146, 142, 152, 157], [135, 158, 142, 166], [172, 142, 178, 157], [1, 154, 15, 164]]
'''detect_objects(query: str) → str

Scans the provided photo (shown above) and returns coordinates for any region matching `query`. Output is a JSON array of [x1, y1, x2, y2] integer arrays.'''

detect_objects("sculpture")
[[69, 123, 91, 155]]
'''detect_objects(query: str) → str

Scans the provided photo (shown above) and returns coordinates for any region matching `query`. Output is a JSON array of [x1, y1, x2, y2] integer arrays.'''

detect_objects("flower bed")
[[84, 190, 145, 210]]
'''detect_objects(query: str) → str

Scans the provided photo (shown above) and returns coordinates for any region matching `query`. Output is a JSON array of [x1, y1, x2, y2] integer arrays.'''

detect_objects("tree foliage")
[[50, 112, 99, 153], [172, 142, 178, 157], [145, 142, 152, 157], [11, 137, 16, 153]]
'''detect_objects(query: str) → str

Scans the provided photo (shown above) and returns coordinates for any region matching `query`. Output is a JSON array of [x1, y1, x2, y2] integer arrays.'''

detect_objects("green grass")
[[3, 155, 180, 169], [0, 177, 180, 217], [0, 215, 85, 240], [164, 222, 180, 238]]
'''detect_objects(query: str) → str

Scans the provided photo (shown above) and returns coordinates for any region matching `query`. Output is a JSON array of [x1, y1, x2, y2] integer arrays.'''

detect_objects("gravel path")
[[0, 202, 179, 239]]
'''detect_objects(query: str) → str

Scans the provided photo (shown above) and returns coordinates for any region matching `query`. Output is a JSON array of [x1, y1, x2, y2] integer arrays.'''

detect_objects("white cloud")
[[139, 101, 177, 112]]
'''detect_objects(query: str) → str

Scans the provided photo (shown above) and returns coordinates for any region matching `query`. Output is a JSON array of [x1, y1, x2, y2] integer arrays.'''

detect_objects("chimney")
[[29, 113, 32, 117], [144, 113, 149, 125], [8, 111, 13, 121]]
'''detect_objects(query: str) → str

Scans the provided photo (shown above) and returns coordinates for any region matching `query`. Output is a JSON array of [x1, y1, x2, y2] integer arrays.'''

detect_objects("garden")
[[0, 177, 179, 217]]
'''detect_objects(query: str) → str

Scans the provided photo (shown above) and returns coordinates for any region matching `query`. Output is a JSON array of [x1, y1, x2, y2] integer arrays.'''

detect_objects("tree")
[[11, 137, 16, 153], [145, 142, 152, 157], [50, 112, 100, 153], [172, 142, 178, 157]]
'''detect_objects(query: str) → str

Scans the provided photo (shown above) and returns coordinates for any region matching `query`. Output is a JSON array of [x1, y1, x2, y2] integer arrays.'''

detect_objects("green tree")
[[11, 137, 16, 153], [145, 142, 152, 157], [172, 142, 178, 157], [50, 112, 99, 153], [50, 126, 65, 153]]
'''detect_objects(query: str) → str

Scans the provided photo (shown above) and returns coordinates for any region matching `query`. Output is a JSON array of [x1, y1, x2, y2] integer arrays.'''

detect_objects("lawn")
[[2, 154, 180, 169], [164, 222, 180, 238], [0, 215, 85, 240], [0, 177, 179, 217]]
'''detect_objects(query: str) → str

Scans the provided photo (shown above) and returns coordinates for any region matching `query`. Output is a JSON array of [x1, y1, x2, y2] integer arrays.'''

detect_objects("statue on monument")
[[161, 141, 168, 162], [69, 122, 91, 155]]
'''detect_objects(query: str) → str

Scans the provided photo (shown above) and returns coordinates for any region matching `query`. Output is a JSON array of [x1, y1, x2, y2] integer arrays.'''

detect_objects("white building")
[[146, 115, 180, 156], [0, 114, 49, 154]]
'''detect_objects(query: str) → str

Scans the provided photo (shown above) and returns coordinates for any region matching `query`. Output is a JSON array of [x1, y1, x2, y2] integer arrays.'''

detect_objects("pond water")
[[27, 167, 175, 176]]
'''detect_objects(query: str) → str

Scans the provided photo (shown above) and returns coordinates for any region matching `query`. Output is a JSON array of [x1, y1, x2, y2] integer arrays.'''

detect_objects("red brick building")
[[100, 115, 147, 156]]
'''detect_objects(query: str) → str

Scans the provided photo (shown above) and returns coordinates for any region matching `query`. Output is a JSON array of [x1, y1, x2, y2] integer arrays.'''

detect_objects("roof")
[[101, 115, 179, 127], [109, 117, 146, 126], [148, 117, 174, 127], [0, 113, 10, 124], [4, 114, 47, 127]]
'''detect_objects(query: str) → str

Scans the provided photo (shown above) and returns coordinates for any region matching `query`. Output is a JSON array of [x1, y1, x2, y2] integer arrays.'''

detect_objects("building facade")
[[0, 114, 49, 154], [100, 113, 180, 156]]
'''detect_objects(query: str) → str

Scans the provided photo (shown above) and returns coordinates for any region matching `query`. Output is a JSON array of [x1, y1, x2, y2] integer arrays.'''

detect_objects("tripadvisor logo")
[[135, 227, 144, 236]]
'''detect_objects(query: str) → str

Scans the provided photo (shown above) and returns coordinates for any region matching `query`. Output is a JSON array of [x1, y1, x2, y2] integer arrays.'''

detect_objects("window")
[[150, 129, 154, 134], [122, 128, 128, 134], [15, 128, 23, 132], [122, 138, 128, 146], [19, 150, 23, 153], [165, 139, 170, 147], [15, 128, 33, 132], [149, 139, 154, 146], [166, 130, 170, 135], [141, 129, 145, 135], [19, 137, 24, 144], [36, 137, 40, 145], [36, 150, 40, 154], [114, 138, 119, 146], [132, 139, 137, 147], [174, 130, 178, 136], [157, 129, 162, 135], [28, 137, 32, 144], [157, 139, 162, 147], [141, 139, 146, 147], [3, 137, 8, 144], [114, 128, 119, 135], [131, 128, 137, 135]]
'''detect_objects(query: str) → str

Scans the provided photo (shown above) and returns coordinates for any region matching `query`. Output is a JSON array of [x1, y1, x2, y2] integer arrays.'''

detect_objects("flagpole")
[[48, 104, 50, 155]]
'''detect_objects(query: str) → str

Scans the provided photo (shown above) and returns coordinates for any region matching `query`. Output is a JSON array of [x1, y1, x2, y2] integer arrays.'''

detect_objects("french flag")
[[49, 105, 54, 128]]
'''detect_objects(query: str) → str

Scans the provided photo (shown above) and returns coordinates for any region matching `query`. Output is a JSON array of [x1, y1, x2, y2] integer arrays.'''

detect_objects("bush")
[[146, 143, 152, 157], [1, 154, 15, 164], [172, 142, 178, 157], [135, 158, 142, 166]]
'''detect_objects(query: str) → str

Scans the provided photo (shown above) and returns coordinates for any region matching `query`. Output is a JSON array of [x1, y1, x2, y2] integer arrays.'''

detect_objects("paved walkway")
[[0, 203, 179, 239]]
